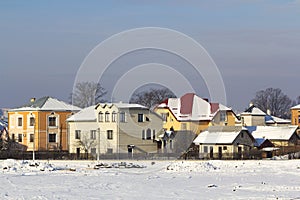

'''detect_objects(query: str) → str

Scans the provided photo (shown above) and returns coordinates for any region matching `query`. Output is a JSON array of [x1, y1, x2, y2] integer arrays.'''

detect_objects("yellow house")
[[154, 93, 237, 135], [291, 104, 300, 126], [8, 97, 81, 152]]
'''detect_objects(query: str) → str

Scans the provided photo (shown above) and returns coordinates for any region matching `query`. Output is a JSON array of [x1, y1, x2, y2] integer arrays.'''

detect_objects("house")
[[240, 105, 290, 126], [154, 93, 237, 135], [193, 126, 254, 159], [291, 104, 300, 126], [67, 103, 164, 158], [247, 126, 299, 147], [8, 97, 81, 152]]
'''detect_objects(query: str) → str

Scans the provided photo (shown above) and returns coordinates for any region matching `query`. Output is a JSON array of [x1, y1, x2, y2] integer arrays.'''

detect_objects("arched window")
[[105, 112, 110, 122], [146, 128, 151, 140], [98, 112, 103, 122]]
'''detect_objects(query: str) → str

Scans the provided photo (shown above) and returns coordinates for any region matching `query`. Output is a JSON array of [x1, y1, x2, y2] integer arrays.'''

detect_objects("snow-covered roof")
[[241, 105, 266, 116], [67, 106, 97, 122], [291, 104, 300, 109], [248, 126, 298, 141], [10, 97, 81, 112], [193, 126, 245, 144], [96, 103, 147, 109], [265, 115, 291, 124]]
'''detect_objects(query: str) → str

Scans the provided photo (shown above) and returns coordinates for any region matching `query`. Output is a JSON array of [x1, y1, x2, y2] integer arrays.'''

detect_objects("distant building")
[[154, 93, 237, 135], [240, 105, 290, 126], [193, 126, 254, 159], [67, 103, 163, 158], [8, 97, 81, 152]]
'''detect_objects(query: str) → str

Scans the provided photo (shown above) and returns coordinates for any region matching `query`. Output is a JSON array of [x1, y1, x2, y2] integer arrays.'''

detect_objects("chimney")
[[267, 109, 271, 115], [249, 102, 254, 107], [30, 98, 36, 103]]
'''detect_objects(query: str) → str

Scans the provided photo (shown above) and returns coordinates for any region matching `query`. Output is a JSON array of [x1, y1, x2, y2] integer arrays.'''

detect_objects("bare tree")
[[130, 88, 176, 108], [296, 96, 300, 104], [251, 88, 292, 118], [70, 81, 107, 108], [77, 133, 96, 159]]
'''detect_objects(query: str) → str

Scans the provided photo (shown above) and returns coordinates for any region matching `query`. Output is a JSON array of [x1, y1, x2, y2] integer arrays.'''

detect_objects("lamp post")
[[97, 128, 100, 162]]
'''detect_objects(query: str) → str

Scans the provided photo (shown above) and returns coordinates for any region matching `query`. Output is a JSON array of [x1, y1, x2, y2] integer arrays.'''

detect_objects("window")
[[138, 114, 144, 122], [161, 113, 167, 122], [105, 112, 110, 122], [223, 146, 227, 151], [220, 111, 227, 122], [152, 130, 156, 140], [75, 130, 81, 139], [107, 148, 113, 154], [203, 146, 208, 153], [107, 130, 113, 140], [112, 112, 117, 122], [181, 123, 187, 130], [98, 112, 103, 122], [120, 112, 126, 122], [91, 148, 96, 155], [30, 134, 34, 142], [18, 134, 22, 142], [49, 133, 56, 143], [90, 130, 96, 140], [146, 129, 151, 140], [29, 117, 35, 126], [48, 116, 56, 127], [11, 134, 15, 141], [17, 117, 22, 127], [142, 130, 145, 140]]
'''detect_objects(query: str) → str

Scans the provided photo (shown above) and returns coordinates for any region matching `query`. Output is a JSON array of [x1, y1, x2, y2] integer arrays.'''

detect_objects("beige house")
[[67, 103, 164, 158], [193, 126, 254, 159], [249, 126, 299, 147]]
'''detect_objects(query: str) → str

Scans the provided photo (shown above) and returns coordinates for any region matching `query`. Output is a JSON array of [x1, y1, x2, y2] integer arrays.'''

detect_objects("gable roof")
[[291, 104, 300, 110], [193, 126, 247, 144], [67, 106, 96, 122], [248, 126, 298, 141], [95, 103, 147, 110], [10, 96, 81, 112], [241, 105, 266, 116], [265, 115, 291, 124]]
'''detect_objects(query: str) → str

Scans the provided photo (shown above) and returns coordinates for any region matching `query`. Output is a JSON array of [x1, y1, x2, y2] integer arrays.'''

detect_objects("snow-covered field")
[[0, 159, 300, 200]]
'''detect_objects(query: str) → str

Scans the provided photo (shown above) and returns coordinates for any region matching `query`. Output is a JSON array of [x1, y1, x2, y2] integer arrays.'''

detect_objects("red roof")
[[180, 93, 195, 115]]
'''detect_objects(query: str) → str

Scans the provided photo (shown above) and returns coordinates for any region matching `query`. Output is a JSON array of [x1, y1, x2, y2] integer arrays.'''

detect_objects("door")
[[209, 147, 214, 159], [218, 147, 222, 159], [76, 148, 80, 159], [237, 147, 242, 159]]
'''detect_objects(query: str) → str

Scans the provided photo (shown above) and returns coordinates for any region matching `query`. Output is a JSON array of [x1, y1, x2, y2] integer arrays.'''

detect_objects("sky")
[[1, 0, 300, 112]]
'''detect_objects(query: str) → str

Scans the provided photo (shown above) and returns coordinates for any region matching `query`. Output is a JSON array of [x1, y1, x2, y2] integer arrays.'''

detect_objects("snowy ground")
[[0, 159, 300, 200]]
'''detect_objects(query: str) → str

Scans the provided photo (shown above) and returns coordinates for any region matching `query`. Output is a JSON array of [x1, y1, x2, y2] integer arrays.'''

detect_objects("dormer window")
[[112, 111, 117, 122]]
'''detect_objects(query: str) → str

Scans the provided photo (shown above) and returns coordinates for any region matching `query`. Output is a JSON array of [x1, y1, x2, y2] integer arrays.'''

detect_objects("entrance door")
[[237, 147, 242, 159], [76, 148, 80, 159], [218, 147, 222, 159], [209, 147, 214, 159]]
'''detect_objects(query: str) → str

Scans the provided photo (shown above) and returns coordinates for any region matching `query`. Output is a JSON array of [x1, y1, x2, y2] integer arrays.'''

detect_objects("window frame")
[[17, 117, 23, 127], [29, 117, 35, 127], [98, 112, 103, 122], [48, 133, 56, 143], [75, 130, 81, 139], [119, 112, 126, 122], [105, 112, 110, 122], [29, 134, 34, 143], [138, 113, 144, 122], [18, 134, 22, 142], [112, 111, 117, 122], [48, 116, 57, 127], [107, 130, 113, 140], [90, 130, 96, 140]]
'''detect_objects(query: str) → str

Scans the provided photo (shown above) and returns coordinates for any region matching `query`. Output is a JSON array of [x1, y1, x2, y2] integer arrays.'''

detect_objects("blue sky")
[[1, 0, 300, 111]]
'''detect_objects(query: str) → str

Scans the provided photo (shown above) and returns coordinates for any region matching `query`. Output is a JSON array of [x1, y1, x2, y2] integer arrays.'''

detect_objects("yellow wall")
[[291, 109, 299, 126], [155, 107, 234, 135], [8, 110, 73, 151]]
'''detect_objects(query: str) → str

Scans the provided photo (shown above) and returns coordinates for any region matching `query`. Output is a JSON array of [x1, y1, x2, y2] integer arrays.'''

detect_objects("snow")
[[67, 106, 97, 122], [249, 126, 298, 140], [1, 159, 300, 199]]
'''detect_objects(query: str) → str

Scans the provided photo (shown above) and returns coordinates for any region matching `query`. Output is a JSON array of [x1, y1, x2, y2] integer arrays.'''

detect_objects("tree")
[[251, 88, 292, 118], [70, 81, 107, 108], [296, 96, 300, 105], [77, 133, 96, 159], [130, 88, 176, 108]]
